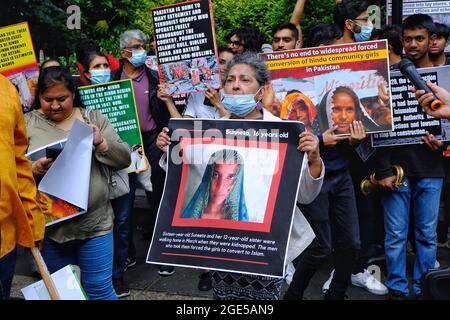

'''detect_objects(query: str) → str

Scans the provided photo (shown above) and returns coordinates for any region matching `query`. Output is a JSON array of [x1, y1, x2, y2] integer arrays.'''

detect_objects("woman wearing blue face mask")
[[82, 51, 112, 85], [156, 52, 325, 300]]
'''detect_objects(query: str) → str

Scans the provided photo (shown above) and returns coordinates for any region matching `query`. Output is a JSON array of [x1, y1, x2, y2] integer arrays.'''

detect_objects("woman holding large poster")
[[155, 52, 325, 300]]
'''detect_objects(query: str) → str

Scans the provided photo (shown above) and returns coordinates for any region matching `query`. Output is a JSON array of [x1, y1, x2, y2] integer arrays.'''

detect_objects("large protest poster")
[[79, 79, 146, 171], [147, 118, 305, 277], [0, 22, 39, 112], [371, 65, 450, 147], [26, 120, 92, 226], [260, 40, 393, 136], [151, 0, 221, 95], [387, 0, 450, 52]]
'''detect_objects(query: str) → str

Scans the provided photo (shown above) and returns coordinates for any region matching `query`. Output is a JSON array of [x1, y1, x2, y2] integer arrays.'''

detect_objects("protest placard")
[[147, 118, 305, 278], [151, 0, 220, 95], [371, 65, 450, 147], [0, 22, 39, 112], [79, 79, 146, 171], [27, 120, 92, 226], [260, 40, 393, 136]]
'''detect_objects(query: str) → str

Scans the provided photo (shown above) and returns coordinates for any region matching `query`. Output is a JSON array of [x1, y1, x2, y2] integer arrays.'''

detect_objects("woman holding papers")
[[25, 66, 131, 300]]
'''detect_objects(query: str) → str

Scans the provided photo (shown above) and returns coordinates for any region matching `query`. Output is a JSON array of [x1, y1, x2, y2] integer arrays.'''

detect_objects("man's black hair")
[[272, 22, 299, 41], [228, 27, 266, 52], [378, 25, 403, 56], [433, 22, 450, 39], [333, 0, 370, 31], [307, 23, 342, 47], [218, 46, 235, 55], [401, 14, 435, 35]]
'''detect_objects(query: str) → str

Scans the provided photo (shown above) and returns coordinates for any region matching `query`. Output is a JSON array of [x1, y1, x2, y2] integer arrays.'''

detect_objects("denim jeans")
[[41, 232, 117, 300], [383, 177, 443, 295], [0, 248, 17, 300], [284, 170, 361, 300], [112, 173, 137, 279]]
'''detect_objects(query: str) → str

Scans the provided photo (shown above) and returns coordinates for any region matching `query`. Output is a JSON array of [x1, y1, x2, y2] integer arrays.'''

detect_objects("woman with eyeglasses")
[[226, 27, 266, 54]]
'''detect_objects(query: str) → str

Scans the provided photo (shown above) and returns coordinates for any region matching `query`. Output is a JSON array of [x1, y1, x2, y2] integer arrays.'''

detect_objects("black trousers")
[[142, 129, 166, 227], [284, 170, 361, 300]]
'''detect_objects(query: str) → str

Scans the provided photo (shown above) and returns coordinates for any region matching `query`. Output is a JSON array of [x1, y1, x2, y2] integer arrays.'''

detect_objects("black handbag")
[[421, 267, 450, 300]]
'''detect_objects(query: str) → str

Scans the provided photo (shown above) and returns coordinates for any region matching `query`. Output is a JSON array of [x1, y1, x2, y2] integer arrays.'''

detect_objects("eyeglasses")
[[353, 16, 370, 23], [228, 40, 243, 47], [125, 44, 146, 50]]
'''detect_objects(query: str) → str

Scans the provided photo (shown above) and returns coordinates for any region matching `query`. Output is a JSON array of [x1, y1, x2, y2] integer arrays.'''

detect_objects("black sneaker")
[[198, 272, 212, 291], [124, 258, 137, 272], [387, 289, 408, 300], [113, 278, 131, 299], [158, 265, 175, 276]]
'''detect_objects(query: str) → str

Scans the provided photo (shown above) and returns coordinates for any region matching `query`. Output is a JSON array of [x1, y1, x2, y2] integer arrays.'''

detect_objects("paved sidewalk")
[[11, 190, 450, 300]]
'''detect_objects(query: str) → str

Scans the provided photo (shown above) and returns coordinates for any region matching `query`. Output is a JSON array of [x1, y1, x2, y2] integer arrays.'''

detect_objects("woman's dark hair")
[[40, 58, 63, 72], [32, 66, 84, 109], [228, 27, 266, 53], [81, 50, 109, 73], [75, 39, 100, 64]]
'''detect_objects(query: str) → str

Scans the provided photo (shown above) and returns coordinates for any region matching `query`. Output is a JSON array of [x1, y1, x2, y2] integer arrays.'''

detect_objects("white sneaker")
[[284, 262, 295, 285], [434, 260, 440, 269], [322, 269, 334, 293], [351, 269, 388, 295]]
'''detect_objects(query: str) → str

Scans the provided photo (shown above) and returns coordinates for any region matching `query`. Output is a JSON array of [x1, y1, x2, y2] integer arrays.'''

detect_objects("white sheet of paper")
[[21, 265, 87, 300], [38, 120, 93, 210]]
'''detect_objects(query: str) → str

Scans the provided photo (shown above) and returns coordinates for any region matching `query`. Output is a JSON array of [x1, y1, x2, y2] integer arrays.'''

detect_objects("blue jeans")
[[41, 232, 117, 300], [112, 173, 137, 279], [383, 177, 443, 295], [0, 248, 17, 300]]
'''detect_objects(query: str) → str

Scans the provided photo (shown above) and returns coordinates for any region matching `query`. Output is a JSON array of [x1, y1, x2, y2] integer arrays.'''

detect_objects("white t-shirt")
[[183, 91, 223, 119]]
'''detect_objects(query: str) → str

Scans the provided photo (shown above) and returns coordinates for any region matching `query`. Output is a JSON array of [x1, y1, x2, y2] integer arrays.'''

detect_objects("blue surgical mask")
[[353, 22, 373, 42], [126, 49, 147, 67], [222, 88, 262, 117], [89, 69, 111, 84]]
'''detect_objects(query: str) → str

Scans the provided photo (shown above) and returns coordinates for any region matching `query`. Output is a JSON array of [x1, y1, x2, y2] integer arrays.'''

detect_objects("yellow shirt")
[[0, 74, 44, 258]]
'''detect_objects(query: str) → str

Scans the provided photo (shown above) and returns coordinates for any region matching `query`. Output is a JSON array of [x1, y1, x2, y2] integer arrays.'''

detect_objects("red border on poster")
[[170, 137, 287, 232]]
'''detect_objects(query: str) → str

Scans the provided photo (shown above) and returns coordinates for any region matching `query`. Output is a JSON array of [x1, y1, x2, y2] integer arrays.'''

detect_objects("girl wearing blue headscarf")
[[181, 149, 248, 221]]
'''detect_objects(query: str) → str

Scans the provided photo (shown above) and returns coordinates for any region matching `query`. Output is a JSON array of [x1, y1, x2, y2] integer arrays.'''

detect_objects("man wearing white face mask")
[[113, 29, 175, 277], [334, 0, 373, 44]]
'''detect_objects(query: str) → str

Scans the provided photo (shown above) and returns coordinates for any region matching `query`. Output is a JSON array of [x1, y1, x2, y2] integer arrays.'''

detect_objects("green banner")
[[79, 79, 143, 148]]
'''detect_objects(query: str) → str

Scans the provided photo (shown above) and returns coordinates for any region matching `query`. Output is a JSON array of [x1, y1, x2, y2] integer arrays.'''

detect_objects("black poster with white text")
[[147, 119, 306, 278]]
